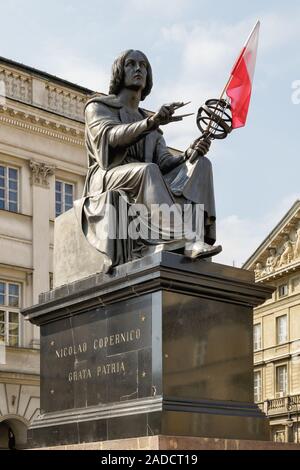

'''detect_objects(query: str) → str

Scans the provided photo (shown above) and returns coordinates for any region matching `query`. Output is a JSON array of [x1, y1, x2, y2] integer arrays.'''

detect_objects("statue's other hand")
[[185, 137, 211, 163], [149, 102, 185, 127]]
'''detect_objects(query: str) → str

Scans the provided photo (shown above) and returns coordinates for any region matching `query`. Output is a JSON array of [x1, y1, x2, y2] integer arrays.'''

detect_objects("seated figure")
[[76, 50, 222, 272], [279, 235, 294, 267], [265, 247, 278, 274]]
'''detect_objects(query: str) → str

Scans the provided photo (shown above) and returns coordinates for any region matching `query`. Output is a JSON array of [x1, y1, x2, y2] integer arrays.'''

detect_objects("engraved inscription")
[[68, 362, 126, 382], [68, 369, 92, 382], [43, 296, 153, 412], [97, 361, 125, 376], [93, 329, 141, 350], [56, 328, 143, 384], [56, 342, 88, 359]]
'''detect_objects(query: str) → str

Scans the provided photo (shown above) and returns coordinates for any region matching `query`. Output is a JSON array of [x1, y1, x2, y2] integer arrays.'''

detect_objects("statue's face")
[[123, 51, 147, 92]]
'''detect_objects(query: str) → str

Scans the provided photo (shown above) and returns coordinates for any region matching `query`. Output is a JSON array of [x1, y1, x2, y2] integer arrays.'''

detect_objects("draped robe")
[[76, 95, 216, 270]]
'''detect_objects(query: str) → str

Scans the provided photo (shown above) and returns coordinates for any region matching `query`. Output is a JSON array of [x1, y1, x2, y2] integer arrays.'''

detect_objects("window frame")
[[254, 369, 262, 402], [278, 284, 288, 298], [276, 314, 288, 345], [55, 179, 75, 217], [0, 280, 22, 348], [253, 322, 262, 351], [0, 164, 19, 213], [275, 363, 288, 397]]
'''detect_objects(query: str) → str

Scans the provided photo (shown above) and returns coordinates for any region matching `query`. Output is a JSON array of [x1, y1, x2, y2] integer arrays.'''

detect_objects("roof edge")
[[0, 55, 95, 94], [243, 199, 300, 269]]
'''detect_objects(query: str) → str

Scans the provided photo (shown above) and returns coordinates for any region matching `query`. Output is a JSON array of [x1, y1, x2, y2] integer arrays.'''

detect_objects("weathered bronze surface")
[[75, 50, 219, 271]]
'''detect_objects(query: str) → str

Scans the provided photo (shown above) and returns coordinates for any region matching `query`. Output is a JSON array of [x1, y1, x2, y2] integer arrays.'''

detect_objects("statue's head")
[[109, 50, 153, 101]]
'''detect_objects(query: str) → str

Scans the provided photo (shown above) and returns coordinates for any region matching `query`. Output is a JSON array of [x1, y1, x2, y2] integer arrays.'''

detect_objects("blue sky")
[[1, 0, 300, 265]]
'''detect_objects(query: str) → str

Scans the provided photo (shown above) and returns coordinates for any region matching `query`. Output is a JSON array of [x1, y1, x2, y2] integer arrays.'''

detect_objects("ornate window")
[[55, 180, 74, 217], [276, 315, 288, 344], [254, 323, 262, 351], [0, 281, 21, 347], [254, 370, 262, 402], [278, 284, 288, 298], [276, 364, 288, 397], [0, 165, 19, 212]]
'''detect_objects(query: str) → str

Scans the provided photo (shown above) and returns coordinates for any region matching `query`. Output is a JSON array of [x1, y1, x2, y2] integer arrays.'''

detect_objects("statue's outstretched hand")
[[149, 102, 189, 127], [185, 137, 211, 162]]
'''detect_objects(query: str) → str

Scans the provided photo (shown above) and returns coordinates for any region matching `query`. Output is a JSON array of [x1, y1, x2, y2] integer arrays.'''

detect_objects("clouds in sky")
[[218, 193, 300, 267], [156, 18, 255, 149], [42, 45, 111, 92], [155, 7, 300, 147]]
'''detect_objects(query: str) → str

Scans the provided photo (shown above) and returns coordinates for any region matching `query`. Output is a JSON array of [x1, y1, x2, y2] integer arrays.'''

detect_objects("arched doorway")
[[0, 416, 29, 450]]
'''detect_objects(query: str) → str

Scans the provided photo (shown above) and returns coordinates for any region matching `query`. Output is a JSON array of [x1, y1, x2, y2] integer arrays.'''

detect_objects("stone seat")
[[54, 206, 106, 289]]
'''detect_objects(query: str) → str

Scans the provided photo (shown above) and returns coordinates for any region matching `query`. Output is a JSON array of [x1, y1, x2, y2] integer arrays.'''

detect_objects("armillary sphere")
[[197, 98, 232, 140]]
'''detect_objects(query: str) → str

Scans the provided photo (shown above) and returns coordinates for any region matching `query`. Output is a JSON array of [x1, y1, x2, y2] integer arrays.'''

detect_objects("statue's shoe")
[[184, 241, 222, 260]]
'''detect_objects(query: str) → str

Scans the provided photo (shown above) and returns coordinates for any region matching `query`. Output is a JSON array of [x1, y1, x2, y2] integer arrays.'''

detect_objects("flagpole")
[[206, 74, 232, 134], [189, 71, 232, 161], [244, 20, 260, 49]]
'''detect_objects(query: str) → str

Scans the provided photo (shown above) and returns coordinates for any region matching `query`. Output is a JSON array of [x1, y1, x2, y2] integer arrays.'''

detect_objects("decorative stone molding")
[[0, 68, 32, 104], [0, 64, 91, 122], [29, 160, 55, 188], [244, 202, 300, 277], [254, 224, 300, 280], [46, 85, 87, 121], [0, 104, 84, 146]]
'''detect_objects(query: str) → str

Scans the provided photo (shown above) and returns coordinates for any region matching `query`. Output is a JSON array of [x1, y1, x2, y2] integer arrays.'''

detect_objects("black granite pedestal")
[[22, 252, 274, 448]]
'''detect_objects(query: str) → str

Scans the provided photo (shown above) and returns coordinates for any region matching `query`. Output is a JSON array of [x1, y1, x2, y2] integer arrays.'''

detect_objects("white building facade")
[[244, 201, 300, 444], [0, 57, 93, 448]]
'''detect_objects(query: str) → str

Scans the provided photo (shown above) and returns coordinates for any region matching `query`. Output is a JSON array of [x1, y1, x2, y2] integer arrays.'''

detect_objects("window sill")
[[0, 209, 31, 219], [0, 208, 19, 214]]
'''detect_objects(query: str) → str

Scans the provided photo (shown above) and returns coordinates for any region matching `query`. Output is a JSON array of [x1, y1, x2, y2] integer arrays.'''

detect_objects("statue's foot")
[[184, 241, 222, 260]]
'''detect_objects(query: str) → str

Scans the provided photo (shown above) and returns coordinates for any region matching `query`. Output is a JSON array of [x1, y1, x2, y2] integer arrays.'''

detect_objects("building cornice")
[[244, 201, 300, 269], [0, 55, 94, 95], [254, 353, 292, 366], [256, 261, 300, 284], [0, 371, 40, 386], [0, 102, 85, 147], [243, 201, 300, 287]]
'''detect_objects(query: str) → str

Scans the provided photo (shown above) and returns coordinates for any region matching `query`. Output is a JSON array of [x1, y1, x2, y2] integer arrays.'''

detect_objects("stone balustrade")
[[0, 63, 92, 122]]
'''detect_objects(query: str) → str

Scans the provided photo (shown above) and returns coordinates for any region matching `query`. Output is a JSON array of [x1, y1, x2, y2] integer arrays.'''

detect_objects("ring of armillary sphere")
[[197, 99, 233, 140]]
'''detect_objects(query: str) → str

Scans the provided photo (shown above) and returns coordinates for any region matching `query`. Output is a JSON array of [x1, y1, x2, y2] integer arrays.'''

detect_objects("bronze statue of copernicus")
[[78, 49, 221, 271]]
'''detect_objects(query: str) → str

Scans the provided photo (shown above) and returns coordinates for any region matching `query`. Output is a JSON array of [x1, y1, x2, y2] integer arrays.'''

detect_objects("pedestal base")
[[22, 252, 274, 448]]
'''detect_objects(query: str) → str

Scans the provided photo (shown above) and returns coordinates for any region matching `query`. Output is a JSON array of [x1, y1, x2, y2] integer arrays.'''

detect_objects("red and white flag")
[[226, 21, 260, 129]]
